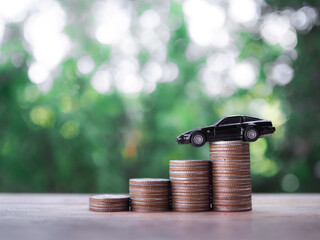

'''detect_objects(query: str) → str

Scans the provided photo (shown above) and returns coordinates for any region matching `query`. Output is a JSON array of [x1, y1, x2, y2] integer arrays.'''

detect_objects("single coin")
[[89, 194, 129, 200], [212, 186, 252, 190], [212, 170, 251, 175], [212, 196, 251, 201], [170, 179, 210, 183], [210, 152, 249, 156], [170, 160, 211, 164], [212, 167, 250, 172], [212, 174, 251, 179], [89, 194, 130, 204], [171, 204, 211, 208], [170, 170, 210, 174], [209, 141, 248, 145], [211, 161, 250, 165], [212, 189, 252, 193], [211, 158, 250, 162], [172, 191, 210, 195], [171, 195, 210, 200], [170, 171, 210, 175], [130, 197, 169, 201], [213, 204, 252, 209], [210, 157, 250, 161], [213, 174, 251, 178], [170, 175, 210, 178], [171, 184, 210, 188], [209, 145, 249, 149], [171, 186, 210, 190], [171, 208, 211, 212], [170, 166, 211, 170], [170, 176, 210, 180], [210, 146, 248, 149], [212, 189, 252, 194], [130, 198, 169, 202], [213, 206, 252, 212], [89, 202, 129, 208], [171, 189, 210, 193], [212, 182, 251, 186], [130, 200, 169, 205], [212, 176, 251, 181], [212, 184, 252, 189], [89, 206, 129, 212], [212, 190, 252, 195], [171, 200, 210, 205], [170, 183, 211, 187], [130, 203, 170, 208], [131, 209, 170, 213], [131, 207, 170, 212], [212, 192, 252, 197], [129, 189, 169, 194], [171, 198, 210, 202], [213, 187, 252, 192], [129, 195, 169, 200], [129, 178, 169, 186], [212, 163, 250, 167], [170, 173, 210, 177], [129, 185, 169, 190], [212, 178, 251, 182], [212, 200, 251, 204], [171, 203, 210, 207]]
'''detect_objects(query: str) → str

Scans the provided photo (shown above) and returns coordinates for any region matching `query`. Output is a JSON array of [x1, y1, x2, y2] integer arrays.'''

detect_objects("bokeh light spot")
[[229, 0, 259, 25], [28, 62, 51, 84], [281, 173, 300, 192], [77, 56, 95, 75], [91, 70, 111, 94], [230, 61, 258, 89], [60, 121, 80, 139], [30, 106, 54, 127], [140, 9, 160, 30], [24, 85, 40, 103]]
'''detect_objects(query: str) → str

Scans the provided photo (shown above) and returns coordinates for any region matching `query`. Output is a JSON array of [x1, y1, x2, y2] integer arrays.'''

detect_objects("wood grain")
[[0, 194, 319, 240]]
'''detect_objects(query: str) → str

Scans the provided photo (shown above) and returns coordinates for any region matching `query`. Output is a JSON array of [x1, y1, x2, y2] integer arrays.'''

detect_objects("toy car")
[[176, 115, 276, 147]]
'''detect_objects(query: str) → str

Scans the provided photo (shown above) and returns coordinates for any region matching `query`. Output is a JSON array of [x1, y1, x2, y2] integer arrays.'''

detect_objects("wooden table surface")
[[0, 194, 319, 240]]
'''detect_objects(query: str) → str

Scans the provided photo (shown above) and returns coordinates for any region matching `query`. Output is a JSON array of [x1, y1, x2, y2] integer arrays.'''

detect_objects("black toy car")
[[176, 115, 275, 147]]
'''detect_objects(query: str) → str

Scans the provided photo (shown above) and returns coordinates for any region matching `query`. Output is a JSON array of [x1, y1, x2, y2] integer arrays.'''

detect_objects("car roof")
[[222, 115, 261, 119]]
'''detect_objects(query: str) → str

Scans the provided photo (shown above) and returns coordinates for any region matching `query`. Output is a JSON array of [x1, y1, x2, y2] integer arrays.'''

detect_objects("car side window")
[[218, 117, 240, 125], [244, 117, 259, 122]]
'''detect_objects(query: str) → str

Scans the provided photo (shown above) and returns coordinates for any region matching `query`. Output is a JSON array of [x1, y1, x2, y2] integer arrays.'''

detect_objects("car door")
[[214, 116, 242, 140]]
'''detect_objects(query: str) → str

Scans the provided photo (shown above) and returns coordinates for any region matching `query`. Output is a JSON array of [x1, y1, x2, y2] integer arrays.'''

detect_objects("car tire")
[[191, 132, 206, 147], [244, 127, 259, 142]]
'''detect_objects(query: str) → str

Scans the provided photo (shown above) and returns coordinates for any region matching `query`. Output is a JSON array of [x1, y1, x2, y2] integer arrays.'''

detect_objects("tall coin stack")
[[129, 178, 170, 212], [89, 194, 130, 212], [210, 141, 252, 212], [170, 160, 211, 212]]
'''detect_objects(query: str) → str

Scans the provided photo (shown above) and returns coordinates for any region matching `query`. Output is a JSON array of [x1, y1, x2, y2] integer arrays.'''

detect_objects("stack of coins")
[[170, 160, 211, 212], [210, 141, 252, 212], [129, 178, 170, 212], [89, 194, 130, 212]]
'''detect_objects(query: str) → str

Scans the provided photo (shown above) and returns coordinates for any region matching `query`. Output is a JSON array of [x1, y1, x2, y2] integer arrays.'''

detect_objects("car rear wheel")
[[244, 127, 259, 142], [191, 132, 206, 147]]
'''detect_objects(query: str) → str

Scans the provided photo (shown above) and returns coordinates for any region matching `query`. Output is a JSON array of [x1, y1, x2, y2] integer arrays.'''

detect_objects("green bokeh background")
[[0, 0, 319, 193]]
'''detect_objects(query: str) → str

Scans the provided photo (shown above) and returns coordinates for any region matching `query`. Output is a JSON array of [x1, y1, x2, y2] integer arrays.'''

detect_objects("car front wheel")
[[191, 132, 206, 147], [244, 127, 259, 142]]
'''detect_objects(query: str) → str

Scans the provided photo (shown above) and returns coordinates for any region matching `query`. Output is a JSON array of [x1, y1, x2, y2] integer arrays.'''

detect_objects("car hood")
[[179, 125, 213, 136]]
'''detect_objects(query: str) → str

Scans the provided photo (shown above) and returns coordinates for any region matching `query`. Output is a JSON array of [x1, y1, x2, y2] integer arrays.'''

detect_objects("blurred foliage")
[[0, 0, 319, 193]]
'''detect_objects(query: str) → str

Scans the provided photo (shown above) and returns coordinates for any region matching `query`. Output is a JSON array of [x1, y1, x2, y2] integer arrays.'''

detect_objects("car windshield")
[[214, 118, 225, 125]]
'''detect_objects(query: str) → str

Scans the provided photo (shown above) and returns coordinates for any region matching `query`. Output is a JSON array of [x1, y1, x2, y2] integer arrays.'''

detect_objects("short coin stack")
[[210, 141, 252, 212], [170, 160, 211, 212], [129, 178, 170, 212], [89, 194, 130, 212]]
